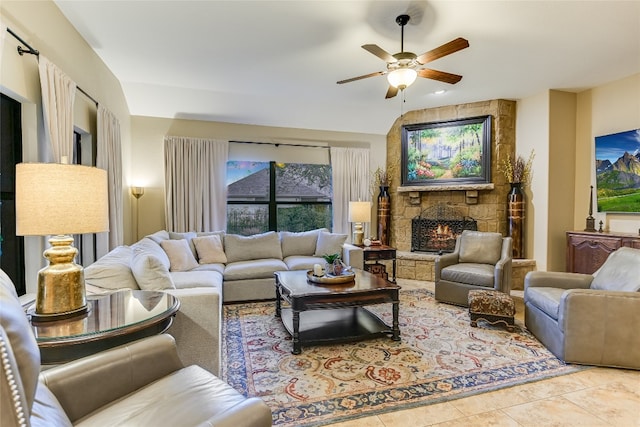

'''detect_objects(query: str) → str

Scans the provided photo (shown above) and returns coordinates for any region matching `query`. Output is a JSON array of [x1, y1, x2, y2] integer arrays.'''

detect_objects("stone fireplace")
[[382, 99, 537, 289], [411, 204, 477, 253]]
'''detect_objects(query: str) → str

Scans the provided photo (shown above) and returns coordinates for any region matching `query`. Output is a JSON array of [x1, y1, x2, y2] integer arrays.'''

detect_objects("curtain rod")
[[230, 140, 329, 149], [6, 27, 99, 107]]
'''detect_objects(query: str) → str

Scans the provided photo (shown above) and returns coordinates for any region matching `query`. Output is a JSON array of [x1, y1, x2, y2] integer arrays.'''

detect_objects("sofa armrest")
[[39, 334, 183, 423], [559, 289, 640, 368], [435, 253, 459, 280], [494, 258, 513, 293], [342, 243, 363, 270], [165, 287, 221, 376], [525, 271, 593, 290]]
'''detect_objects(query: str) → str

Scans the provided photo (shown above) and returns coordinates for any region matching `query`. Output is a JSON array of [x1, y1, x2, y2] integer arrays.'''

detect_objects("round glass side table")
[[29, 289, 180, 364]]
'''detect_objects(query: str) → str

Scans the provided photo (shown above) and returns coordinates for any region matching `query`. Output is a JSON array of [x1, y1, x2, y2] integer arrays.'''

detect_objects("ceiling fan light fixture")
[[387, 68, 417, 89]]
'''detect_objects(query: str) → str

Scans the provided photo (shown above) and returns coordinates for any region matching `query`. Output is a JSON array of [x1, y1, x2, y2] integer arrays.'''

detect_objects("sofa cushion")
[[168, 231, 198, 258], [130, 249, 175, 290], [280, 229, 325, 258], [459, 231, 503, 265], [524, 286, 566, 320], [193, 235, 227, 264], [170, 271, 223, 290], [284, 255, 325, 271], [74, 365, 261, 427], [192, 263, 226, 275], [84, 245, 138, 290], [591, 247, 640, 292], [224, 231, 282, 263], [0, 269, 41, 415], [224, 259, 288, 281], [131, 238, 171, 271], [31, 383, 73, 427], [160, 239, 199, 272], [314, 231, 348, 257], [145, 230, 170, 244], [441, 263, 496, 287]]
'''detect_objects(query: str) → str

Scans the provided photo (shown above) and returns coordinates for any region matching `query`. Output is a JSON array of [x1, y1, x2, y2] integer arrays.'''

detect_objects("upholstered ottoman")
[[468, 289, 515, 332]]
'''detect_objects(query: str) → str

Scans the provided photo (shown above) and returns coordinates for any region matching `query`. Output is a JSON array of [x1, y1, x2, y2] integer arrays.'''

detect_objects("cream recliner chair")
[[0, 269, 272, 427], [524, 247, 640, 369], [435, 230, 513, 306]]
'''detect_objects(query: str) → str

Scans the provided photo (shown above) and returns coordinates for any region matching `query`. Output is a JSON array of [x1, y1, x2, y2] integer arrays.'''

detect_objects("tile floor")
[[326, 279, 640, 427]]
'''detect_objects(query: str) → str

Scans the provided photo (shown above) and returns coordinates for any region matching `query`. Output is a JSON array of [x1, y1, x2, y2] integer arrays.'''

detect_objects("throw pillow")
[[193, 234, 227, 264], [169, 231, 198, 258], [314, 231, 348, 257], [160, 239, 199, 272], [130, 249, 175, 290], [224, 231, 283, 263], [591, 247, 640, 291], [280, 229, 324, 258]]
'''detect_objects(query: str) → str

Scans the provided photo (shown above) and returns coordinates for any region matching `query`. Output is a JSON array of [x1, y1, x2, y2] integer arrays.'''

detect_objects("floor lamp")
[[131, 186, 145, 240]]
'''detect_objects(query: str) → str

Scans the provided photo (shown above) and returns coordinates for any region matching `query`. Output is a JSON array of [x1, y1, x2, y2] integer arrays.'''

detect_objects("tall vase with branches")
[[372, 167, 392, 245], [500, 150, 535, 258]]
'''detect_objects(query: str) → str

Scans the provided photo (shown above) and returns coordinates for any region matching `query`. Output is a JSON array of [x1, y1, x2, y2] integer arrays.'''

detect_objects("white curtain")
[[330, 147, 370, 239], [38, 55, 76, 163], [164, 136, 228, 232], [96, 105, 123, 253]]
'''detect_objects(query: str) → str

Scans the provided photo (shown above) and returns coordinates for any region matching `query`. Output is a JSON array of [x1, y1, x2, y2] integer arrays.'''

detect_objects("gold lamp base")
[[353, 222, 364, 246], [33, 235, 88, 322]]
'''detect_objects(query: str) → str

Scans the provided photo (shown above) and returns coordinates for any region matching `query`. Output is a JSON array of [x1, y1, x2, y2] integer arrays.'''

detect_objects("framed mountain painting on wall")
[[594, 128, 640, 213]]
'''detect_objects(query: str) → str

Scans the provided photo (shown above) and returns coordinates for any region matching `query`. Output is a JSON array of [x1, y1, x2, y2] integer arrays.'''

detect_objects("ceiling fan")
[[337, 14, 469, 99]]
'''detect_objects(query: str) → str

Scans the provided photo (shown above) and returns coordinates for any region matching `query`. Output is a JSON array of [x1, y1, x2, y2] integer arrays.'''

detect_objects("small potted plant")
[[322, 252, 343, 276]]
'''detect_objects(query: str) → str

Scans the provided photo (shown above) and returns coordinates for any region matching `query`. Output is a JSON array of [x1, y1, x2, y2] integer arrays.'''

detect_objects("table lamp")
[[348, 201, 371, 246], [16, 163, 109, 321]]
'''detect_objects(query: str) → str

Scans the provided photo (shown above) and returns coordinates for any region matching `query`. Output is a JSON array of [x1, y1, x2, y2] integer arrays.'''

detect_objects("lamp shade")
[[348, 201, 371, 223], [387, 68, 417, 89], [16, 163, 109, 236]]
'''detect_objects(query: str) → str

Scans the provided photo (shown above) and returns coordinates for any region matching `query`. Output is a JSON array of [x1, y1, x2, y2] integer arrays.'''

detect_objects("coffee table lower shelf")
[[279, 307, 394, 354]]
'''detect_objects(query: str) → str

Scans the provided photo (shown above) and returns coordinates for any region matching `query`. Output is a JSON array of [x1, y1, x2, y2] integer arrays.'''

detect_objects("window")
[[0, 93, 25, 295], [227, 161, 332, 235]]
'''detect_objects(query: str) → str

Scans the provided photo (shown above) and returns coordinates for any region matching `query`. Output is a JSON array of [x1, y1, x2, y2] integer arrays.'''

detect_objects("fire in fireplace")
[[411, 204, 477, 253]]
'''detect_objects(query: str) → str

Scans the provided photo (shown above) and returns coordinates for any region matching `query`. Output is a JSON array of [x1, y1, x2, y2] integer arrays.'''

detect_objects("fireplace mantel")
[[397, 183, 495, 193]]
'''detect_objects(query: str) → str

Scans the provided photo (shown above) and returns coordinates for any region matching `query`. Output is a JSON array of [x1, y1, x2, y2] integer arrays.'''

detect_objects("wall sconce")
[[16, 163, 109, 321], [349, 201, 371, 246]]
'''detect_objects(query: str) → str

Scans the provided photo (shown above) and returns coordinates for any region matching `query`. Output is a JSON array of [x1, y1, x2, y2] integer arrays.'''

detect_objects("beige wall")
[[548, 90, 577, 272], [517, 74, 640, 272], [575, 73, 640, 234], [516, 92, 549, 269], [1, 0, 131, 291], [130, 116, 387, 243]]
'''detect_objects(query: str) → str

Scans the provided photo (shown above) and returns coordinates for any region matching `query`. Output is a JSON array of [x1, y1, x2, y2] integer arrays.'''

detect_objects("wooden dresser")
[[566, 230, 640, 274]]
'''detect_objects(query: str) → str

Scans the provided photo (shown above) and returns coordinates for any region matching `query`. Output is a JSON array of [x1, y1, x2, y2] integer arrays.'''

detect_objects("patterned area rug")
[[222, 289, 582, 426]]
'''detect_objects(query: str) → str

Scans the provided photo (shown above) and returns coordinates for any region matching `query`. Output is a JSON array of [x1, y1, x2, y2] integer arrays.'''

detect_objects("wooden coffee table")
[[274, 269, 400, 354]]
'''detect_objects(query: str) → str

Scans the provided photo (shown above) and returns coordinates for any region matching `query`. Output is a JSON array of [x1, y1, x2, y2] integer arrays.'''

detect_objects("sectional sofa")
[[84, 228, 363, 375]]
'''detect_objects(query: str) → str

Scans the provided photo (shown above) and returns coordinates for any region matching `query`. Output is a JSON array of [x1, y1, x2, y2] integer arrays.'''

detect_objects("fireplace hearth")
[[411, 204, 477, 253]]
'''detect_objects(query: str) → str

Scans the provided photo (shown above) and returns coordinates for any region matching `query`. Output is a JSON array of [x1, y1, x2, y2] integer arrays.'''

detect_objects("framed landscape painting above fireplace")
[[401, 115, 492, 186]]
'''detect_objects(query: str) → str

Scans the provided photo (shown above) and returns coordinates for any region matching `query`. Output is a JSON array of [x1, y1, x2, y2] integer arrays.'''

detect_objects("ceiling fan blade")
[[362, 44, 397, 63], [337, 71, 384, 84], [385, 85, 399, 99], [416, 37, 469, 65], [418, 68, 463, 84]]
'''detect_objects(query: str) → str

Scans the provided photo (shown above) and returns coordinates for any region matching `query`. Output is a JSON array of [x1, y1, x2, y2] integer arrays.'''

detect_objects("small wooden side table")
[[29, 290, 180, 364], [363, 245, 396, 283]]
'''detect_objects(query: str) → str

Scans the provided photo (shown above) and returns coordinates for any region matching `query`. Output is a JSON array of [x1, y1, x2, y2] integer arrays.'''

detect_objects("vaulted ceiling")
[[53, 1, 640, 135]]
